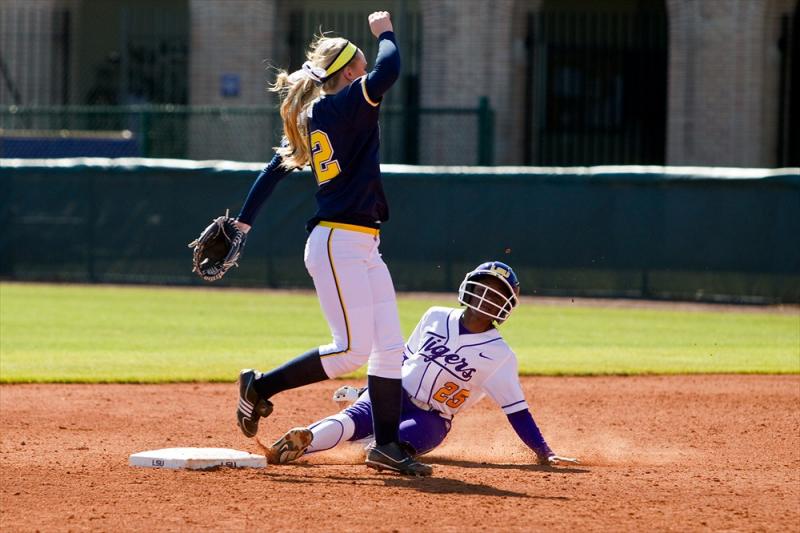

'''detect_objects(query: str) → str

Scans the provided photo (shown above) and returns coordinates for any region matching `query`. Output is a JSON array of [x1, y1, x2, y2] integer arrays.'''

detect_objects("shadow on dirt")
[[261, 469, 571, 498], [380, 475, 557, 498], [430, 457, 590, 474]]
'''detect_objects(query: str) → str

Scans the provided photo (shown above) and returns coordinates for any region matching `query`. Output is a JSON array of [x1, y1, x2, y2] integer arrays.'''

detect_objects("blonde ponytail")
[[269, 35, 354, 170], [270, 73, 319, 169]]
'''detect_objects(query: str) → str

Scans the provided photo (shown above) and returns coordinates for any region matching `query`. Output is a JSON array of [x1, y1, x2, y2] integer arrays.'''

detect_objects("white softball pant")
[[304, 222, 404, 380]]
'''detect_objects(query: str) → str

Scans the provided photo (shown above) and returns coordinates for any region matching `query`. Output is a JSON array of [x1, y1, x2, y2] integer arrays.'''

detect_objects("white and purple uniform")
[[305, 307, 554, 459], [401, 306, 528, 418]]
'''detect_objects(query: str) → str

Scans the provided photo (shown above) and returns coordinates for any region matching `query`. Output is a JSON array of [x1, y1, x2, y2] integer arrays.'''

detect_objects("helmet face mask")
[[457, 261, 520, 324]]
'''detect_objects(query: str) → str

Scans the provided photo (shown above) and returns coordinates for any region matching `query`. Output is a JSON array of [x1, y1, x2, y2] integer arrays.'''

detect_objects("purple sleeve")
[[237, 153, 294, 226], [507, 409, 553, 461], [363, 31, 400, 103]]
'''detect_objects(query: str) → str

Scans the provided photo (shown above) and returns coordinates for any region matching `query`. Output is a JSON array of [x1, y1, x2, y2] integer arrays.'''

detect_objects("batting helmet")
[[457, 261, 520, 323]]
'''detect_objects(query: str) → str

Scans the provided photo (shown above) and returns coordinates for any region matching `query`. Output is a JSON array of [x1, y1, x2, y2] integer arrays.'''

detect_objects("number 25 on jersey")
[[432, 382, 470, 408], [310, 130, 341, 184]]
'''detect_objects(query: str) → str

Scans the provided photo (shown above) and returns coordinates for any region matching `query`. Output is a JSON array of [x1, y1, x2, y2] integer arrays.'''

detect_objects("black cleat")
[[365, 442, 433, 477], [236, 369, 273, 438]]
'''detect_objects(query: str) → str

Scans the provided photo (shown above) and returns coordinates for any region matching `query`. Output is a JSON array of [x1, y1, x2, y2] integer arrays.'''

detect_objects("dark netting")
[[1, 162, 798, 303]]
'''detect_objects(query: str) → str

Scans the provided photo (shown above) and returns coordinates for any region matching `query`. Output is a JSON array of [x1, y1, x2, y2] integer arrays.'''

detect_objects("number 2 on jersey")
[[310, 130, 341, 184], [432, 381, 471, 408]]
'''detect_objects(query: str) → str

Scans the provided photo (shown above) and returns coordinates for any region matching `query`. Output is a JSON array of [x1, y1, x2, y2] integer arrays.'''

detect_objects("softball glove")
[[188, 213, 247, 282]]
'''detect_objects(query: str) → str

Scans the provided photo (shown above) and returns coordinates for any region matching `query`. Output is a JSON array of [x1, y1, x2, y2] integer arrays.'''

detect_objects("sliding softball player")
[[265, 262, 579, 468], [232, 12, 431, 476]]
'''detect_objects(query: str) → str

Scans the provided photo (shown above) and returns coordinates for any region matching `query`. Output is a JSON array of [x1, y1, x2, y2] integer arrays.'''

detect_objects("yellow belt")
[[319, 221, 379, 236]]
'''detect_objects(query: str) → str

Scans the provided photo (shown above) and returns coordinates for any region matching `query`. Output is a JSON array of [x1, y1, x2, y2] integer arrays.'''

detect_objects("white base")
[[129, 447, 266, 470]]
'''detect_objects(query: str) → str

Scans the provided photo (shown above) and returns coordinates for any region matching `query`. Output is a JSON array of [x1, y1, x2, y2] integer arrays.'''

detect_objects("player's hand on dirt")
[[333, 385, 361, 404], [368, 11, 393, 37], [545, 454, 579, 466]]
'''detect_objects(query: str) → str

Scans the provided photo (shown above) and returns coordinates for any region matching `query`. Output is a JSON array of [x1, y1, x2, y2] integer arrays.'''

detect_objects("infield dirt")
[[1, 376, 798, 532]]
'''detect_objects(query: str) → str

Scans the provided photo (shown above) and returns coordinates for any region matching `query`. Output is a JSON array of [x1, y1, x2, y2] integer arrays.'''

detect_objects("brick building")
[[1, 0, 798, 167]]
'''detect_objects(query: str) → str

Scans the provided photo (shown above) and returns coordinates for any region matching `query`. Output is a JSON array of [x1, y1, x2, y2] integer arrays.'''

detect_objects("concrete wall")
[[0, 0, 73, 105], [188, 0, 276, 106], [187, 0, 278, 160], [665, 0, 795, 167], [4, 0, 797, 167], [418, 0, 519, 165]]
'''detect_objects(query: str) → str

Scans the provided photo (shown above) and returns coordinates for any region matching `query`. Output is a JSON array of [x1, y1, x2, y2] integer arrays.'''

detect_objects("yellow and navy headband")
[[294, 41, 359, 85], [323, 41, 358, 80]]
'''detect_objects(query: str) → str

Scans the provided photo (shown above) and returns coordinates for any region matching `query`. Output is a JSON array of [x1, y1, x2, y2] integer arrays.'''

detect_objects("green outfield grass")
[[0, 283, 798, 382]]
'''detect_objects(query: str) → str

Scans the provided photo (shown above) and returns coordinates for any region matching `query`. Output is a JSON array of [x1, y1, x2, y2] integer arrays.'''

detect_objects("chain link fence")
[[0, 101, 494, 164]]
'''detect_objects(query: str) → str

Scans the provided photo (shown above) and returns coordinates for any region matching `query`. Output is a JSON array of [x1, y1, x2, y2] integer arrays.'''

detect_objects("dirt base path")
[[2, 376, 799, 532]]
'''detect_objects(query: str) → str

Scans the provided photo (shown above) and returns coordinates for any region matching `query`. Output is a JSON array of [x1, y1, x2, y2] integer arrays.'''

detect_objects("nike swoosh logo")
[[478, 352, 493, 360]]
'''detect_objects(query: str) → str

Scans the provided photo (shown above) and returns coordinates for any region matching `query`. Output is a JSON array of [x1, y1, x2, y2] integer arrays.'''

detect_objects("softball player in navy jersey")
[[265, 262, 579, 467], [232, 12, 431, 476]]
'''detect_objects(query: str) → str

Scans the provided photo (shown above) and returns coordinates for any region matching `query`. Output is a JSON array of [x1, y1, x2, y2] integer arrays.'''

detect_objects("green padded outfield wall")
[[1, 160, 798, 303]]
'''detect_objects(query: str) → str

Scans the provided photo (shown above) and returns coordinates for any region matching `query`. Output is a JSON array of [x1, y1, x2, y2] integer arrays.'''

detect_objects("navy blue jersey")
[[238, 32, 400, 232], [306, 76, 384, 229]]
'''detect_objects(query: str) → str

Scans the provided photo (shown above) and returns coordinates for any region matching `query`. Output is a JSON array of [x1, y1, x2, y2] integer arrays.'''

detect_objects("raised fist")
[[368, 11, 393, 38]]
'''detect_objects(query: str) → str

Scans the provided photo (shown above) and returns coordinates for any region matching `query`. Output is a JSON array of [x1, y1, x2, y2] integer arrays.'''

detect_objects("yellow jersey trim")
[[360, 76, 380, 107], [319, 220, 379, 236], [320, 228, 351, 358], [326, 42, 358, 78]]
